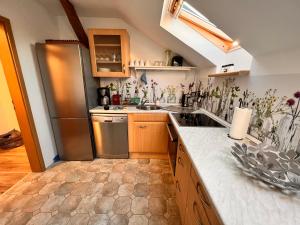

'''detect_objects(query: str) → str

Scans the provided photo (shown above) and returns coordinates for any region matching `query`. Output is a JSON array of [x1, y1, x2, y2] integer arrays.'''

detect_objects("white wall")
[[0, 0, 58, 167], [203, 46, 300, 99], [57, 16, 198, 103], [251, 48, 300, 76], [57, 16, 165, 61], [0, 60, 20, 134]]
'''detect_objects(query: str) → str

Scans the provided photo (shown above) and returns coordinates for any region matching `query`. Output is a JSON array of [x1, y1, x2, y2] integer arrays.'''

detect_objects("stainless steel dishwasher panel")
[[92, 114, 128, 158]]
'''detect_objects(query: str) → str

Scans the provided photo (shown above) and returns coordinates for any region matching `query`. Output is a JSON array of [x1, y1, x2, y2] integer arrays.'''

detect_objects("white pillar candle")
[[229, 107, 252, 140]]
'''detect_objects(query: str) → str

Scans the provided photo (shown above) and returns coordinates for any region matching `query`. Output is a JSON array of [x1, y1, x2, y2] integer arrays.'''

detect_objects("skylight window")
[[181, 2, 216, 27], [169, 0, 239, 52]]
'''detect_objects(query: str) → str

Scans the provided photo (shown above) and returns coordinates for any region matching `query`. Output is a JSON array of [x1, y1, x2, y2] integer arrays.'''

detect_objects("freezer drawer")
[[92, 114, 128, 158], [52, 118, 94, 160]]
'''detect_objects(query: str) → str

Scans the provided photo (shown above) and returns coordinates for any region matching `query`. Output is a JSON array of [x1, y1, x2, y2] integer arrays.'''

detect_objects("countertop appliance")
[[167, 123, 178, 176], [97, 87, 111, 106], [172, 113, 225, 127], [36, 42, 98, 160], [91, 114, 128, 158]]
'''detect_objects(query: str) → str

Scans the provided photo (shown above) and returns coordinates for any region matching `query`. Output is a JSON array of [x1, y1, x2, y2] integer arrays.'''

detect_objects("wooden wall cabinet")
[[128, 114, 169, 158], [88, 29, 130, 77], [175, 139, 223, 225]]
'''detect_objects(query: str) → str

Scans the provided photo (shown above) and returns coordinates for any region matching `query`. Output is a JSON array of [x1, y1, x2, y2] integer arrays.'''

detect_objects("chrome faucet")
[[141, 99, 149, 106]]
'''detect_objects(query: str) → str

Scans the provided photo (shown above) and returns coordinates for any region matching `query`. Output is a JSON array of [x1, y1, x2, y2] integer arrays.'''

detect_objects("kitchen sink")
[[136, 105, 162, 110]]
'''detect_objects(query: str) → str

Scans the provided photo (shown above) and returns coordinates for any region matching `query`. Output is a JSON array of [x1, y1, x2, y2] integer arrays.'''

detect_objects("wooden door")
[[130, 122, 168, 153], [88, 29, 130, 77], [0, 16, 45, 172]]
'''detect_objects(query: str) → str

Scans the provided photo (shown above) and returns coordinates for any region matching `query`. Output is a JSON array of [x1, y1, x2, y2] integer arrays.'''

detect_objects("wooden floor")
[[0, 145, 31, 194]]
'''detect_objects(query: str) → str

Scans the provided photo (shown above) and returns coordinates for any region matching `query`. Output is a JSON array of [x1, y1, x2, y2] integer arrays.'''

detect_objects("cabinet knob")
[[179, 144, 184, 152], [139, 125, 147, 129], [178, 157, 184, 167], [175, 180, 181, 192]]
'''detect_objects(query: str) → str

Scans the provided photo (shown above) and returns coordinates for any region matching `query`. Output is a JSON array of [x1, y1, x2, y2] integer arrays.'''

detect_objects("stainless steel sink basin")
[[136, 105, 162, 110]]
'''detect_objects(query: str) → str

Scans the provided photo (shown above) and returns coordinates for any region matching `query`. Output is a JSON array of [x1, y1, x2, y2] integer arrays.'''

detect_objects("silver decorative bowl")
[[231, 142, 300, 193]]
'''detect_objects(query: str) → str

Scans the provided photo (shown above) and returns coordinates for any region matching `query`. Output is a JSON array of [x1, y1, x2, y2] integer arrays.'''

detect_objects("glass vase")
[[167, 94, 176, 104]]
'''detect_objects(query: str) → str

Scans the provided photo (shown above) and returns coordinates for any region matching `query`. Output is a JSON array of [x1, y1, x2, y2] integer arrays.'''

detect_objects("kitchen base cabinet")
[[128, 113, 169, 158], [185, 181, 210, 225], [175, 140, 191, 223], [189, 166, 223, 225], [175, 139, 223, 225]]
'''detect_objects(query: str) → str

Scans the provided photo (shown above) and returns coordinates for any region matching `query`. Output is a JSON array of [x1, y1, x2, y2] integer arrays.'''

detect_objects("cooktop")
[[172, 113, 225, 127]]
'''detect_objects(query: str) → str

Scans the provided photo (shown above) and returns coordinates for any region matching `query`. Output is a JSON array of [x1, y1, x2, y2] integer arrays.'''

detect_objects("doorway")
[[0, 59, 31, 193], [0, 16, 45, 193]]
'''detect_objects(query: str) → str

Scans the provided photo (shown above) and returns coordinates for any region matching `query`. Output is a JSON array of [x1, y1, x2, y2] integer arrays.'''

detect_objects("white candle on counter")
[[229, 107, 252, 140]]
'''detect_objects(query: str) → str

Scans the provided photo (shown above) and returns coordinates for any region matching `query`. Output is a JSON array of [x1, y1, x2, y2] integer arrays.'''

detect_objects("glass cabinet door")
[[93, 34, 123, 73], [88, 29, 129, 77]]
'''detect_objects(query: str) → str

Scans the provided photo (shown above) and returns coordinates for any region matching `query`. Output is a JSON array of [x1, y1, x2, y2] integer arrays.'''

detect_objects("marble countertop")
[[169, 111, 300, 225], [89, 105, 167, 114], [89, 105, 300, 225]]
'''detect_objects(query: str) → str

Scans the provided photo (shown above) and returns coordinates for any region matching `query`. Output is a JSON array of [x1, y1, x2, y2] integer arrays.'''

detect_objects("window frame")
[[170, 0, 239, 52]]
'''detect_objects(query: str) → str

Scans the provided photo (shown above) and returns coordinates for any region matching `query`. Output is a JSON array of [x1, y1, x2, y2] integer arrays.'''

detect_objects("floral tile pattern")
[[0, 159, 180, 225]]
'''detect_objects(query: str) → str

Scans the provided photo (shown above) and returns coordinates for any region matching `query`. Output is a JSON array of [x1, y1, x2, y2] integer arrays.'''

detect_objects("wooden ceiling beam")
[[59, 0, 89, 48]]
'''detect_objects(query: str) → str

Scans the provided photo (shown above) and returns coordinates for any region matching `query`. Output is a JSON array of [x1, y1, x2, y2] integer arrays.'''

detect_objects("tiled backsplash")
[[99, 70, 198, 104], [100, 71, 300, 152], [199, 75, 300, 153]]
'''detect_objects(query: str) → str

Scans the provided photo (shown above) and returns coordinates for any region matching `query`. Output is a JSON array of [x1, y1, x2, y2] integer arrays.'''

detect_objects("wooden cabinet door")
[[175, 140, 191, 224], [190, 166, 223, 225], [88, 29, 130, 77], [185, 175, 211, 225], [129, 122, 168, 153]]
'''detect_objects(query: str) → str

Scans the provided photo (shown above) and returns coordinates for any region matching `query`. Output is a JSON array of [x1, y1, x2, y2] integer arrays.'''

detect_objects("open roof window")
[[169, 0, 239, 52]]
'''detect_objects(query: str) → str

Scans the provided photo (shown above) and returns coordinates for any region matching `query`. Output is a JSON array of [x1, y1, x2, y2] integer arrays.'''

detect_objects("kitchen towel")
[[140, 71, 147, 85], [229, 107, 252, 140]]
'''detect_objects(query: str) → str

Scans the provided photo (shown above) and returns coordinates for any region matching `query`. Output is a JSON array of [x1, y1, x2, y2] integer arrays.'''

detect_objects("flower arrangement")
[[141, 86, 149, 100], [108, 83, 117, 93], [238, 90, 256, 108], [188, 82, 195, 94], [151, 79, 158, 102], [166, 85, 177, 103], [250, 89, 287, 143], [125, 82, 131, 97], [215, 78, 238, 117], [180, 83, 185, 93], [159, 88, 166, 102], [286, 91, 300, 130]]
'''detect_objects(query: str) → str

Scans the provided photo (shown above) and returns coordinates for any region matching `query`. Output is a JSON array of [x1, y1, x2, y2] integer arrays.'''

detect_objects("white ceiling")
[[187, 0, 300, 55], [37, 0, 214, 68], [38, 0, 300, 61]]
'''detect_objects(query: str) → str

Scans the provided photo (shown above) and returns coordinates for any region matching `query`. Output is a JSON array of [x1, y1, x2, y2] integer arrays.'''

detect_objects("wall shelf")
[[129, 66, 196, 71], [97, 61, 122, 64], [95, 44, 121, 47], [208, 70, 250, 78]]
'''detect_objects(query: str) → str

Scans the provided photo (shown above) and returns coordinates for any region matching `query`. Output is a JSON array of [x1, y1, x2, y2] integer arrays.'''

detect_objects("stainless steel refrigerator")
[[35, 42, 98, 161]]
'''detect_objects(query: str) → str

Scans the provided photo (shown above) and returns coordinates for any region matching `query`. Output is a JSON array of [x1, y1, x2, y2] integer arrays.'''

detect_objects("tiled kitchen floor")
[[0, 159, 181, 225]]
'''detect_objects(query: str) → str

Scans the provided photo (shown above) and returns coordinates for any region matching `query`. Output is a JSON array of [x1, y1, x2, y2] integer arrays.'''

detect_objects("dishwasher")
[[91, 114, 128, 158]]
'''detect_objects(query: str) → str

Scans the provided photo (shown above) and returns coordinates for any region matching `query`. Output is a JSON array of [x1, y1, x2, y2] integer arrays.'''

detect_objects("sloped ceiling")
[[37, 0, 213, 68], [187, 0, 300, 56], [38, 0, 299, 61]]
